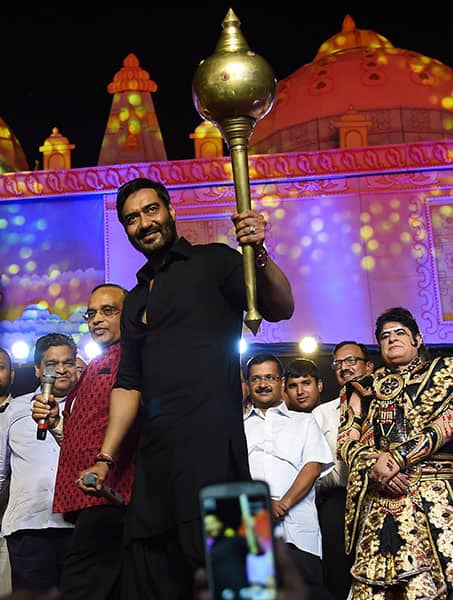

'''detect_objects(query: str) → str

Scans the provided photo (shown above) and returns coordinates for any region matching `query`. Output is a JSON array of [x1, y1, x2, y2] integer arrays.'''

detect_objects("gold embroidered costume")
[[338, 357, 453, 599]]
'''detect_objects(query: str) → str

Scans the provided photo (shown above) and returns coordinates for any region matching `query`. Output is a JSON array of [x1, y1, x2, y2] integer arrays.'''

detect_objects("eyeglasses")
[[248, 374, 281, 384], [83, 305, 121, 322], [331, 356, 365, 371]]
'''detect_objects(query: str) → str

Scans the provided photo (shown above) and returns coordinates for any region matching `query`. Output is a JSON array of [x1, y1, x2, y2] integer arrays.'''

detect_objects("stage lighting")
[[298, 336, 319, 354], [239, 338, 248, 354], [11, 340, 31, 361], [83, 340, 102, 360]]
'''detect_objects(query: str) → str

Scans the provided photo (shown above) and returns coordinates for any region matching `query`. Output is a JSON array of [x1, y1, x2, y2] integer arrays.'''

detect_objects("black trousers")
[[60, 505, 126, 600], [121, 519, 204, 600], [6, 527, 73, 593], [316, 487, 354, 600], [286, 543, 334, 600]]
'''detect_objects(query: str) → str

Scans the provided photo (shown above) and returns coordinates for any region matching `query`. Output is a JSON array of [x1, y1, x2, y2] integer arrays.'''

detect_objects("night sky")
[[1, 3, 451, 169]]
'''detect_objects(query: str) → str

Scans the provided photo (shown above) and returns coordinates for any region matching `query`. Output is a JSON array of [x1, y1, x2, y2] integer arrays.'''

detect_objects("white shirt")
[[0, 389, 74, 536], [312, 397, 348, 489], [244, 402, 334, 557], [0, 394, 12, 413], [0, 394, 13, 524]]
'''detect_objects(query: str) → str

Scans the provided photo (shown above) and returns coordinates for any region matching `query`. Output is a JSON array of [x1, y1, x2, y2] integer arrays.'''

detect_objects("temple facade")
[[0, 16, 452, 363]]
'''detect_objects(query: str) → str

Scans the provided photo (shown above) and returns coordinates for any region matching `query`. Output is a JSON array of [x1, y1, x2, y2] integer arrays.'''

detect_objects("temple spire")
[[98, 53, 167, 165]]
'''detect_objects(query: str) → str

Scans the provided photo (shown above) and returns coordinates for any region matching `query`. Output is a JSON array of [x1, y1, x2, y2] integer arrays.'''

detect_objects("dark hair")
[[116, 178, 171, 224], [284, 358, 321, 384], [333, 340, 371, 361], [91, 283, 128, 300], [245, 354, 284, 379], [34, 333, 77, 367], [0, 347, 12, 371], [375, 307, 420, 343]]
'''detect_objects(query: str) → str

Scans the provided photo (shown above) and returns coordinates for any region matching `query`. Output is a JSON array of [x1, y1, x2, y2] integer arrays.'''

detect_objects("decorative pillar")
[[190, 121, 224, 158], [39, 127, 75, 170], [335, 106, 372, 148]]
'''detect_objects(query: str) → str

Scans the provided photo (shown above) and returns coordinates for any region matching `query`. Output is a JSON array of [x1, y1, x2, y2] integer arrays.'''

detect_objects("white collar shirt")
[[0, 389, 74, 536], [244, 401, 334, 557], [0, 393, 13, 521], [0, 394, 12, 413], [312, 397, 349, 489]]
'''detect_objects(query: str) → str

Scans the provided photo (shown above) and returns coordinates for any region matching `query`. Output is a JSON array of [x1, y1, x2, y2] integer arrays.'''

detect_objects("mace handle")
[[226, 117, 263, 335]]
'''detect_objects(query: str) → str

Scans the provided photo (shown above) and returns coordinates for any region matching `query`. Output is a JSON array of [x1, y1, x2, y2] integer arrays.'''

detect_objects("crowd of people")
[[0, 177, 451, 600]]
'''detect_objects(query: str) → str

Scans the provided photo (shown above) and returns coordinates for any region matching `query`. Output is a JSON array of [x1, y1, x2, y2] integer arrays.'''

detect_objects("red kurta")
[[53, 342, 139, 513]]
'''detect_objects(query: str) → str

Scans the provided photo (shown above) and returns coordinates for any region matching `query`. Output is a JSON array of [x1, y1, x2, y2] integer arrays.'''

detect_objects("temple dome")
[[250, 15, 453, 154], [0, 116, 30, 172]]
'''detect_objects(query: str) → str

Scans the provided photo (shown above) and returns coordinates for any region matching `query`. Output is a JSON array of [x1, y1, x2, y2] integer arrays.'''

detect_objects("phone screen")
[[200, 481, 278, 600]]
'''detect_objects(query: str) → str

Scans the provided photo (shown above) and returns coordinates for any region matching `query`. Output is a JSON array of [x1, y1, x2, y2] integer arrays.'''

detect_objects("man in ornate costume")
[[338, 306, 452, 599]]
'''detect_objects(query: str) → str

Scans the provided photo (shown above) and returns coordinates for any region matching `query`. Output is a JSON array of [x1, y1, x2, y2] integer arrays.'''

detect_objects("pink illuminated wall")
[[1, 140, 453, 355], [103, 141, 453, 346], [105, 175, 453, 346]]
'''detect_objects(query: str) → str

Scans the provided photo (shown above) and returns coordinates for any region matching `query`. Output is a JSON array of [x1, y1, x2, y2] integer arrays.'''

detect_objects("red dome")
[[250, 15, 453, 154]]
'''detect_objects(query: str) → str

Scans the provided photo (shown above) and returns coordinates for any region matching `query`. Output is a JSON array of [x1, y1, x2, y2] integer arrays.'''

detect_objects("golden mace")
[[192, 9, 276, 335]]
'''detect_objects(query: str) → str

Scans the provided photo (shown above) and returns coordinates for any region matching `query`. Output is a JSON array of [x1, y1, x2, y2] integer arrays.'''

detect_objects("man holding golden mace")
[[74, 13, 294, 600], [193, 9, 288, 335]]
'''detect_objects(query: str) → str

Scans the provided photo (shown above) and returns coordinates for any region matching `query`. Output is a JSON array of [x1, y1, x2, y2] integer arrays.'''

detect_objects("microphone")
[[82, 472, 127, 507], [36, 365, 57, 440]]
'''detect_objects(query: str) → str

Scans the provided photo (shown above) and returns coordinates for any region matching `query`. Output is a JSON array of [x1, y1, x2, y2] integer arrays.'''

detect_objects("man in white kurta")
[[0, 334, 77, 593], [243, 353, 334, 600], [0, 347, 14, 597]]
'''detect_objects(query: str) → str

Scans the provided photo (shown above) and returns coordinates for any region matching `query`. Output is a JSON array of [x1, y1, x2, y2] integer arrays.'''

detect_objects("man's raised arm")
[[232, 208, 295, 321]]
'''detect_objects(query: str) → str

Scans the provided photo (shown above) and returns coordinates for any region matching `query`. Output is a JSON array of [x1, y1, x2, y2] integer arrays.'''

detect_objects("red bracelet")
[[94, 452, 114, 466]]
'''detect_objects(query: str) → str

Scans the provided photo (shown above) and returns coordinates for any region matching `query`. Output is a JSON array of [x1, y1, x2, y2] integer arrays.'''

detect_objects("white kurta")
[[313, 397, 349, 489], [0, 390, 73, 536], [244, 402, 334, 557]]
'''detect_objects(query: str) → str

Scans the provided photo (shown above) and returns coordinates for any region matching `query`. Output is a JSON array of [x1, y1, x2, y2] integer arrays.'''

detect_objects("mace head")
[[192, 9, 276, 126]]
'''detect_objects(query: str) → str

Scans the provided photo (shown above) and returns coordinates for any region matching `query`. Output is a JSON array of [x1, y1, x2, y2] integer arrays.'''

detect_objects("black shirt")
[[116, 237, 252, 537]]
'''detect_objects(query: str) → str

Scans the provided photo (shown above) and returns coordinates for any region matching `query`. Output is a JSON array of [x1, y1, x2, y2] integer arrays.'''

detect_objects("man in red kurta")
[[33, 284, 140, 600]]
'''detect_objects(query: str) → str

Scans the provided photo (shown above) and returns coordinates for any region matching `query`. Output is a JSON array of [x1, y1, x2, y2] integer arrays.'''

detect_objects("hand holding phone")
[[200, 480, 279, 600], [193, 538, 309, 600]]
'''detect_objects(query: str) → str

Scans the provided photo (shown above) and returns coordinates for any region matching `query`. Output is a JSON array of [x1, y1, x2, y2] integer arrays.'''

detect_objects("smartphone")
[[200, 480, 278, 600]]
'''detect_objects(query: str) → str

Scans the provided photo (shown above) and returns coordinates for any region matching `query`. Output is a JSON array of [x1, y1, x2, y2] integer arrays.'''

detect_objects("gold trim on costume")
[[374, 372, 404, 401]]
